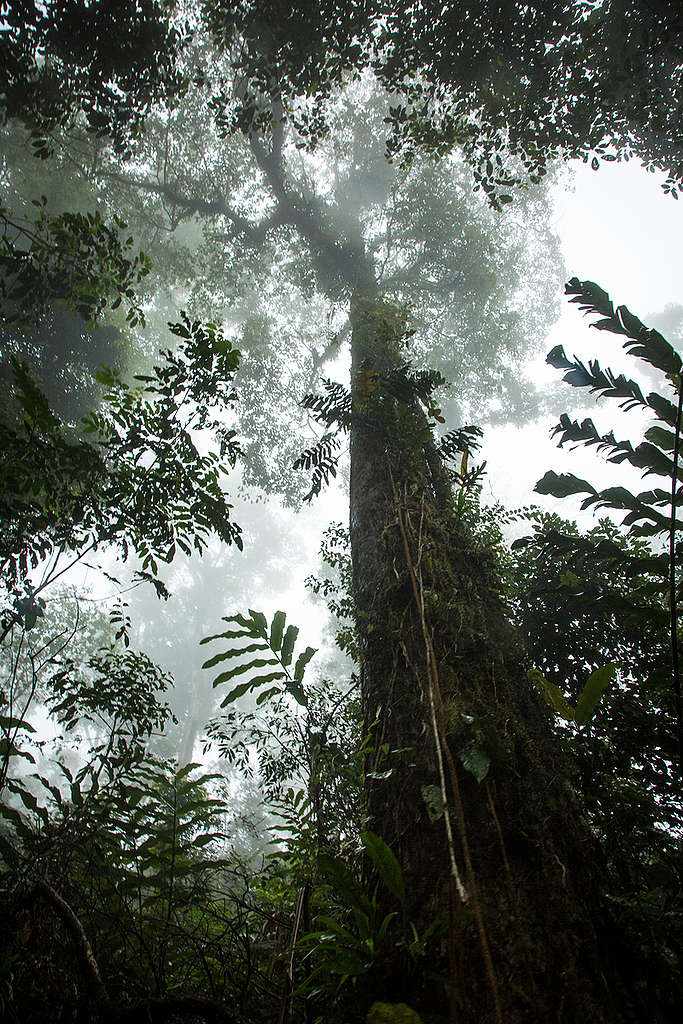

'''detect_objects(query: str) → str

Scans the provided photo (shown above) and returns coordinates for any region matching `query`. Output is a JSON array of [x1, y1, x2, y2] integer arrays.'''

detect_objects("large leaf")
[[575, 664, 616, 726], [318, 851, 373, 916], [528, 668, 576, 723], [535, 471, 597, 502], [361, 831, 406, 903], [458, 745, 491, 783]]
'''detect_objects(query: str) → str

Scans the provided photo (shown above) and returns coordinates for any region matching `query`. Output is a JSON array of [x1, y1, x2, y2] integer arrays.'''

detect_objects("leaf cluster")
[[1, 314, 242, 591], [0, 0, 188, 159], [201, 609, 316, 710], [534, 279, 683, 541], [203, 2, 683, 206], [0, 203, 151, 329]]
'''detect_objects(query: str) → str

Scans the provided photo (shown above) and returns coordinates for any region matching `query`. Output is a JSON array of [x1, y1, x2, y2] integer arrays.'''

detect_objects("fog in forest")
[[2, 5, 683, 1022]]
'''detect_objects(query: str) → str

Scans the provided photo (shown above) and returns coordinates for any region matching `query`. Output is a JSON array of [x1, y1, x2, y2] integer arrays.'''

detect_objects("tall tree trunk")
[[348, 297, 642, 1023]]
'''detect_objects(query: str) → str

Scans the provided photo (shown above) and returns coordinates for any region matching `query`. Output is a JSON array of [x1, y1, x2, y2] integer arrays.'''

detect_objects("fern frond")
[[293, 431, 342, 502], [438, 425, 483, 461], [565, 278, 682, 380], [546, 346, 647, 411], [301, 378, 352, 429], [201, 609, 316, 708]]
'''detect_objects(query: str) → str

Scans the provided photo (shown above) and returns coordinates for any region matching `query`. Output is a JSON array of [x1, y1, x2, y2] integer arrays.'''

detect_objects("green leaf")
[[0, 715, 36, 733], [361, 831, 406, 903], [294, 645, 317, 682], [285, 679, 308, 707], [269, 610, 286, 652], [528, 668, 577, 723], [281, 624, 299, 666], [314, 914, 361, 946], [645, 425, 677, 452], [535, 472, 597, 501], [575, 664, 616, 726], [220, 671, 286, 706], [318, 851, 373, 916], [458, 745, 491, 783], [377, 911, 398, 942], [201, 641, 268, 669], [211, 657, 280, 686], [256, 685, 283, 705], [248, 609, 268, 637], [421, 783, 445, 822]]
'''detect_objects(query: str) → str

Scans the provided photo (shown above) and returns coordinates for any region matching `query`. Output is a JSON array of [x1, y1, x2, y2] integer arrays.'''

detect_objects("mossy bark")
[[348, 297, 646, 1023]]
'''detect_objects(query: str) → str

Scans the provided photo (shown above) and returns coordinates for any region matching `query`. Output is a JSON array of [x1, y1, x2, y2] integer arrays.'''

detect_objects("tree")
[[0, 0, 186, 158], [2, 4, 682, 1023], [204, 0, 683, 201]]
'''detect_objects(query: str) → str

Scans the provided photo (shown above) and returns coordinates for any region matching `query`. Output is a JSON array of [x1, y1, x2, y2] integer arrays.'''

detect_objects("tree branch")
[[34, 878, 109, 1006], [100, 170, 272, 246], [31, 879, 248, 1024]]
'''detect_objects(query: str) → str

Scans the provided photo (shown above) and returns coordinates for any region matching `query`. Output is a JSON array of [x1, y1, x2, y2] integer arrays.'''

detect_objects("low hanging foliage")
[[295, 366, 484, 501]]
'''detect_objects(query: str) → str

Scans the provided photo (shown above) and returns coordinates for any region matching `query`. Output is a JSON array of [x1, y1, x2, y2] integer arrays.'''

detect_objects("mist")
[[2, 4, 682, 1022]]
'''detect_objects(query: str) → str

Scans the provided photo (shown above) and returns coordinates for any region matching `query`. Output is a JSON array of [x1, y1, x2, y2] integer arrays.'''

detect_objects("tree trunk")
[[348, 297, 643, 1023]]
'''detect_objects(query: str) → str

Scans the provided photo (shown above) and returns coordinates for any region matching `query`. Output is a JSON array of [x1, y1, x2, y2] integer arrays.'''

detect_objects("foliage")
[[1, 314, 242, 601], [203, 609, 362, 878], [0, 201, 151, 329], [0, 756, 267, 1021], [0, 0, 187, 158], [296, 364, 484, 502], [306, 522, 358, 659], [0, 588, 175, 821], [510, 280, 683, 1013], [204, 1, 683, 202], [201, 608, 317, 709], [2, 3, 682, 1021], [512, 509, 683, 1011], [527, 664, 616, 727], [303, 835, 405, 986], [527, 279, 683, 759]]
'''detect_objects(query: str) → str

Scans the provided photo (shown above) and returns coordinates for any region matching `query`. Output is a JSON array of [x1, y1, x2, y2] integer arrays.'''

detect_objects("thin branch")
[[99, 170, 272, 246], [34, 878, 110, 1006]]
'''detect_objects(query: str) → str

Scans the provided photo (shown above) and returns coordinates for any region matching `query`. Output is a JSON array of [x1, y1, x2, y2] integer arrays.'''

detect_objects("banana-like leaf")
[[535, 471, 597, 501], [575, 664, 616, 726], [528, 668, 576, 723], [529, 665, 615, 726]]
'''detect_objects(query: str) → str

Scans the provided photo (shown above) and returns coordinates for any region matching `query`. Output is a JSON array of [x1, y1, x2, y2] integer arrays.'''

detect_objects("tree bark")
[[348, 297, 644, 1023]]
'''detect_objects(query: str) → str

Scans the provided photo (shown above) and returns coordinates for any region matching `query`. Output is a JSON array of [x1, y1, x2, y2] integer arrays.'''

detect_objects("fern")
[[293, 432, 342, 503], [301, 378, 352, 429], [566, 277, 682, 379], [381, 361, 447, 405], [201, 609, 317, 708], [438, 425, 484, 487], [536, 278, 683, 761]]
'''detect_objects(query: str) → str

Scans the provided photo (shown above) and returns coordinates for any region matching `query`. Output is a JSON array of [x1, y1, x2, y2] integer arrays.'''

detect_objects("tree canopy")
[[1, 3, 682, 1023]]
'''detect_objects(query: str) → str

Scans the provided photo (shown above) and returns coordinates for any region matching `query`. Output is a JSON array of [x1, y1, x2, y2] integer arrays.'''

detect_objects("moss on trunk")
[[348, 297, 647, 1023]]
